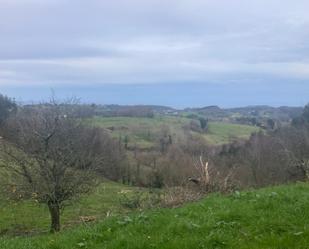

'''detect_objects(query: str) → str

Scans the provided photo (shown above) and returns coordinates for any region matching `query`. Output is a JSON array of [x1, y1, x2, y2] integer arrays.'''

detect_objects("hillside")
[[183, 105, 303, 122], [1, 182, 308, 249], [92, 104, 303, 121], [87, 116, 259, 149]]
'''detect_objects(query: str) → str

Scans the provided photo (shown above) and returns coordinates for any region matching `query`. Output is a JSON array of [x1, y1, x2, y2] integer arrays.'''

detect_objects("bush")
[[119, 191, 143, 209]]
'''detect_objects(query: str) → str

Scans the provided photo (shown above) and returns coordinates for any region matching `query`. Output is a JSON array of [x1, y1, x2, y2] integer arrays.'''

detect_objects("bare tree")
[[0, 100, 110, 232], [190, 155, 210, 187], [274, 125, 309, 181]]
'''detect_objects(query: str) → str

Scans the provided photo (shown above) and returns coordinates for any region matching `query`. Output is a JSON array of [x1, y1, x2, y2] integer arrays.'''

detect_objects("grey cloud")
[[0, 0, 309, 86]]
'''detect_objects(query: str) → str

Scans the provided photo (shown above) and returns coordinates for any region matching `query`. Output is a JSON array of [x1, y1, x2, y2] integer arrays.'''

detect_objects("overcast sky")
[[0, 0, 309, 107]]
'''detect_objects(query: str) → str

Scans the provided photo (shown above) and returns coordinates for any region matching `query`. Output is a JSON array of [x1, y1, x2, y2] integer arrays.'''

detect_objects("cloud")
[[0, 0, 309, 86]]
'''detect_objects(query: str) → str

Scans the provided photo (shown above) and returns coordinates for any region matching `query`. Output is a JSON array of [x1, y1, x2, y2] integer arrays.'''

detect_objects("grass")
[[87, 116, 259, 147], [1, 182, 308, 248], [205, 122, 259, 144], [87, 116, 191, 149], [0, 181, 142, 236]]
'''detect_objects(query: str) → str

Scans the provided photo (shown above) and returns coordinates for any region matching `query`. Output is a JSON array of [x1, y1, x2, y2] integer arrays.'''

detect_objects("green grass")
[[87, 116, 192, 149], [205, 122, 259, 144], [1, 182, 309, 249], [87, 116, 259, 147], [0, 181, 141, 236]]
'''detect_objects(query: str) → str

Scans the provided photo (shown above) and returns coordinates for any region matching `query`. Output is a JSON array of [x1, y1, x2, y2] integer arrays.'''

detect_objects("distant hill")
[[226, 105, 303, 123], [182, 105, 303, 124], [22, 103, 304, 124], [93, 104, 175, 117]]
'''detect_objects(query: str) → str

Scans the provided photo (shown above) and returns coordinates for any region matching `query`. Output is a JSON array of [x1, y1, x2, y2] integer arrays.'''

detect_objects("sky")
[[0, 0, 309, 108]]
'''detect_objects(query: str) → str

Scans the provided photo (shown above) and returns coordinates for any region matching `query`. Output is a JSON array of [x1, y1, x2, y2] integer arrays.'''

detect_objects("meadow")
[[0, 181, 141, 236], [204, 122, 259, 145], [88, 116, 259, 148], [1, 182, 308, 249]]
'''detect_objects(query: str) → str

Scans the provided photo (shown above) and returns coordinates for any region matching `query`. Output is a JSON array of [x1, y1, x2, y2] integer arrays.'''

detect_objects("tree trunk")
[[48, 202, 61, 233]]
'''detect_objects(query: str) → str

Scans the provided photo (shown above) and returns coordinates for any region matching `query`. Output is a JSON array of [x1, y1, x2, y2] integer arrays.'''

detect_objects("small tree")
[[199, 117, 208, 131], [124, 135, 129, 149], [302, 104, 309, 123], [0, 100, 109, 232], [267, 118, 275, 130]]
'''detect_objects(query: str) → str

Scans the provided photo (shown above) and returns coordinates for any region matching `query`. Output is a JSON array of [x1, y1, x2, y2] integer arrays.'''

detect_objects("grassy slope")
[[0, 182, 139, 236], [205, 122, 260, 144], [1, 182, 309, 249], [88, 116, 190, 149], [88, 116, 259, 148]]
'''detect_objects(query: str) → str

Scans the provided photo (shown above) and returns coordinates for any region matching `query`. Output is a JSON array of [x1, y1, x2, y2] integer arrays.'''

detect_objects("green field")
[[0, 181, 146, 236], [205, 122, 260, 144], [87, 116, 191, 149], [1, 182, 308, 249], [87, 116, 259, 148]]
